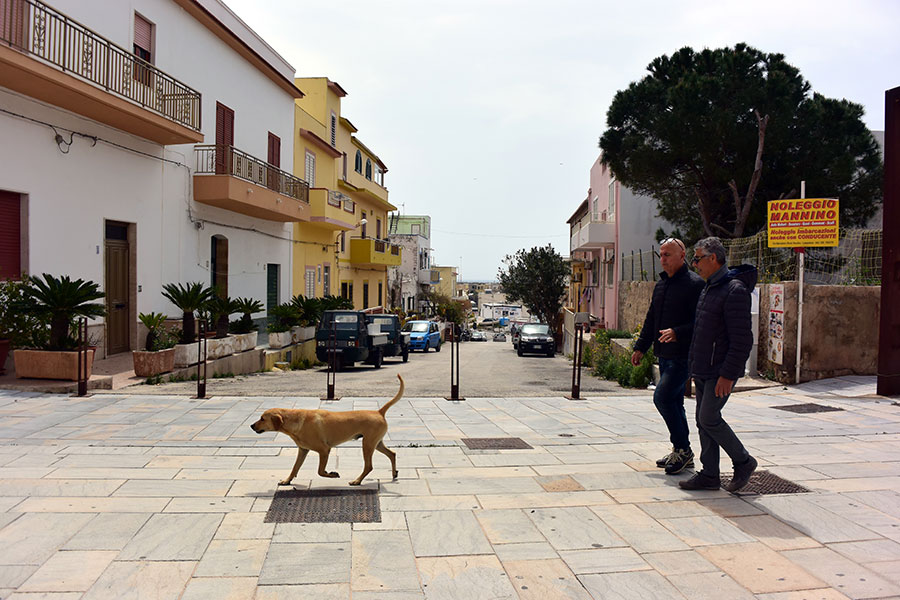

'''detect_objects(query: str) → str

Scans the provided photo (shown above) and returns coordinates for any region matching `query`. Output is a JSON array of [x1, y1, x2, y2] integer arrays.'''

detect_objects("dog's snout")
[[250, 422, 261, 433]]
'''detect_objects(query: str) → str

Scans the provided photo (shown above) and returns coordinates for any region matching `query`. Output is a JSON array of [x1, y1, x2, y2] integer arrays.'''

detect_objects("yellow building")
[[292, 78, 400, 310], [432, 266, 458, 299]]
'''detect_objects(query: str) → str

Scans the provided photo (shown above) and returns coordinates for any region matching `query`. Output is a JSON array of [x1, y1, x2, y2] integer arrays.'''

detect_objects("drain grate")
[[772, 403, 844, 414], [720, 470, 809, 495], [264, 488, 381, 523], [461, 437, 533, 450]]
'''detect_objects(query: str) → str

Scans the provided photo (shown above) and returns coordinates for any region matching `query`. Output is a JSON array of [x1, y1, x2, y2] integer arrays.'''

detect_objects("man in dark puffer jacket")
[[679, 237, 759, 493], [632, 239, 705, 475]]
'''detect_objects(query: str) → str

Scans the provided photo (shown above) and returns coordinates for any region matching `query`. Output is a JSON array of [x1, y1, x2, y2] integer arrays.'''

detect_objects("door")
[[266, 264, 279, 325], [0, 190, 20, 279], [215, 102, 234, 175], [210, 235, 228, 297], [105, 223, 130, 355]]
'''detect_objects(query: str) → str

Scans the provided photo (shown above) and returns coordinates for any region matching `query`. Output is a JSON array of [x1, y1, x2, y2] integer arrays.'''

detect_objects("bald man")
[[632, 238, 705, 475]]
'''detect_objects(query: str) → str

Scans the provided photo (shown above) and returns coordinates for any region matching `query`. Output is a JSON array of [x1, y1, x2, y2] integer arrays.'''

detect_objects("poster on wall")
[[768, 284, 784, 364]]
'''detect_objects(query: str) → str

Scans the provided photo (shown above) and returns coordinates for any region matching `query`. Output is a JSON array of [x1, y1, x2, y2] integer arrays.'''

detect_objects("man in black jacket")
[[679, 237, 758, 493], [632, 238, 705, 474]]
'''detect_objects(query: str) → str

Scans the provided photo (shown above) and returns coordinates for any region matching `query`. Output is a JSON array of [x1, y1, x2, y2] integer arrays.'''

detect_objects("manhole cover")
[[461, 437, 533, 450], [772, 403, 844, 414], [264, 488, 380, 523], [720, 470, 809, 495]]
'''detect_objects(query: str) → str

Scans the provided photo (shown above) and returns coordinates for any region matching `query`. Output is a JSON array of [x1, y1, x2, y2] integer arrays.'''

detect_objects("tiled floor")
[[0, 376, 898, 599]]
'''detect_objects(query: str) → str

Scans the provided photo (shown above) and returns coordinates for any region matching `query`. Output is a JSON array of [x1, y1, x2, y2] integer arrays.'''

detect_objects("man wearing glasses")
[[679, 237, 758, 492], [632, 238, 705, 475]]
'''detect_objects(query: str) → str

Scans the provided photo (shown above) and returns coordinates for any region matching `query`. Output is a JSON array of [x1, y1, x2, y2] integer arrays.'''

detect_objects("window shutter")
[[0, 191, 21, 279], [267, 133, 280, 168], [330, 113, 337, 147], [134, 13, 152, 54], [305, 151, 316, 187]]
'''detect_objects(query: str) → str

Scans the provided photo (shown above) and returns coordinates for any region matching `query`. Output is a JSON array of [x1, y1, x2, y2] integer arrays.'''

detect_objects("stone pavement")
[[0, 375, 898, 599]]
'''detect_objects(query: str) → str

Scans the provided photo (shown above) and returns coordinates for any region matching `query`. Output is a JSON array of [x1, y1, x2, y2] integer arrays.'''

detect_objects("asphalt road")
[[122, 337, 642, 398]]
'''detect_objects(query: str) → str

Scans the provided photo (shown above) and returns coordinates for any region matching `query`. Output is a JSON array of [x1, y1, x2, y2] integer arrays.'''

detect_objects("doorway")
[[105, 222, 130, 355]]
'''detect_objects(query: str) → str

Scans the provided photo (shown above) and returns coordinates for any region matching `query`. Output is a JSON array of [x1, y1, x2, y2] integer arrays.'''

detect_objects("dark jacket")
[[689, 264, 758, 381], [634, 263, 705, 360]]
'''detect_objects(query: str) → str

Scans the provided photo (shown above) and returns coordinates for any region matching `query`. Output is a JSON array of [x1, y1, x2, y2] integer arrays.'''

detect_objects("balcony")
[[307, 189, 355, 230], [418, 269, 440, 285], [349, 237, 401, 267], [572, 220, 615, 251], [0, 0, 202, 144], [193, 145, 310, 222]]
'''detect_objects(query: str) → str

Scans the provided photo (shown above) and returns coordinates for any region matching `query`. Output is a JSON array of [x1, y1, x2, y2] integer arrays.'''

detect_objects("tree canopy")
[[599, 43, 883, 240], [497, 245, 568, 327]]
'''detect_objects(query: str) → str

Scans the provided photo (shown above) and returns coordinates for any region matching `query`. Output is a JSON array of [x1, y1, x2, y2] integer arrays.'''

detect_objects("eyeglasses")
[[659, 238, 685, 251], [690, 253, 709, 265]]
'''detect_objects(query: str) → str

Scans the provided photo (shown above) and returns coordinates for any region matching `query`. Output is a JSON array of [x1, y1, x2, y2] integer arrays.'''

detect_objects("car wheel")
[[402, 347, 409, 362], [373, 349, 383, 369], [435, 340, 441, 352], [423, 342, 429, 353], [517, 346, 523, 357]]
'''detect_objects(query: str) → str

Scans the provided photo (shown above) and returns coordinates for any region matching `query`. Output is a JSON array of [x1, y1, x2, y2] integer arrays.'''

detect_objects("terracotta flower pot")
[[13, 349, 94, 381], [132, 348, 175, 377]]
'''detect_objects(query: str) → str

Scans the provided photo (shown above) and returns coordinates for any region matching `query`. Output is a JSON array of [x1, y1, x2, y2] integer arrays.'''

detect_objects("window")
[[0, 190, 22, 279], [304, 150, 316, 187], [305, 268, 315, 298], [608, 179, 616, 218], [215, 102, 234, 175], [592, 196, 599, 221], [323, 266, 330, 295], [340, 232, 346, 253], [361, 211, 367, 238], [376, 218, 381, 240], [411, 223, 420, 235], [354, 150, 362, 173], [133, 13, 153, 86], [363, 281, 369, 309], [606, 249, 615, 286], [341, 281, 353, 302], [378, 282, 383, 307], [267, 133, 281, 168], [365, 159, 372, 180], [330, 112, 337, 147]]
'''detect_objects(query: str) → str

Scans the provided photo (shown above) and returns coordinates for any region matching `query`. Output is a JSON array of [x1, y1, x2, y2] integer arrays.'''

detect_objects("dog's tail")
[[378, 374, 405, 416]]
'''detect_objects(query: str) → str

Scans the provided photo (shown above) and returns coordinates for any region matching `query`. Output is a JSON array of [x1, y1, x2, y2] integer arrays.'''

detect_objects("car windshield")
[[322, 314, 360, 330], [403, 322, 429, 333], [369, 317, 393, 327], [521, 324, 550, 335]]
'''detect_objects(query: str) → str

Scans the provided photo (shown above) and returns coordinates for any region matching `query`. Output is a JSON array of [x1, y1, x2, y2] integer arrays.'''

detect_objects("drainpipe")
[[795, 181, 805, 385]]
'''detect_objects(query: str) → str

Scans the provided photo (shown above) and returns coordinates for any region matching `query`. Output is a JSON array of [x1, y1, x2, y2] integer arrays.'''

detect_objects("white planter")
[[291, 326, 303, 344], [268, 331, 292, 349], [233, 331, 258, 353], [174, 343, 199, 367], [207, 335, 235, 360], [295, 326, 315, 343]]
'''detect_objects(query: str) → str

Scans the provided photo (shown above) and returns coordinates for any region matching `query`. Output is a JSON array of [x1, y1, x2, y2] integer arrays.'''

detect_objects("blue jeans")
[[653, 357, 691, 451]]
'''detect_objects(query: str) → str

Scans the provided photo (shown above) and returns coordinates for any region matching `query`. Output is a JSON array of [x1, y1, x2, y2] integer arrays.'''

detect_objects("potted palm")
[[230, 297, 263, 352], [267, 303, 297, 349], [162, 282, 213, 367], [132, 312, 177, 377], [204, 294, 237, 359], [13, 274, 105, 380], [0, 277, 37, 375], [290, 295, 317, 343]]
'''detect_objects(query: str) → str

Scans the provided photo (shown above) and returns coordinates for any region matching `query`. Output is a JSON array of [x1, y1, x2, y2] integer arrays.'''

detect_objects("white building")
[[388, 214, 438, 313], [480, 303, 523, 321], [0, 0, 305, 357]]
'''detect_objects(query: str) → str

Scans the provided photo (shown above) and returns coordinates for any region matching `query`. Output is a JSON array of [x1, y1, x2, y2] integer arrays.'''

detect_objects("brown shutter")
[[134, 13, 152, 54], [0, 191, 21, 279], [0, 0, 27, 48], [215, 103, 234, 175], [267, 133, 280, 168]]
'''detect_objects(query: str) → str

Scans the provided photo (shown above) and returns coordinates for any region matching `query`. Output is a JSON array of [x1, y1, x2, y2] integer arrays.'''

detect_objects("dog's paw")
[[324, 471, 340, 478], [392, 470, 399, 480], [278, 479, 292, 486], [348, 480, 361, 486]]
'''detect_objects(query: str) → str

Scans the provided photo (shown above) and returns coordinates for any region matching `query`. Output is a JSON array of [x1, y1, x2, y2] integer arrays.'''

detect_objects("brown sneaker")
[[656, 449, 675, 468], [725, 456, 758, 492], [678, 473, 720, 491], [664, 449, 694, 475]]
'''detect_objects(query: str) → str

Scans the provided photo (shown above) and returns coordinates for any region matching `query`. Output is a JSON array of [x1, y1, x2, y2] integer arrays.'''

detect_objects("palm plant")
[[268, 303, 299, 333], [138, 312, 177, 351], [231, 297, 264, 334], [205, 294, 238, 339], [24, 274, 106, 350], [290, 294, 322, 326], [161, 282, 213, 343]]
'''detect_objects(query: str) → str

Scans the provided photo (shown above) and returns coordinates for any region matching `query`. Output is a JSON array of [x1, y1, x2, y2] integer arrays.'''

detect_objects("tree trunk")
[[181, 311, 195, 344]]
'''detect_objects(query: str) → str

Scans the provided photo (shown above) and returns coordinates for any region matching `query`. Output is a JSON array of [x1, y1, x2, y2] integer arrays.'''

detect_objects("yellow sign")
[[767, 198, 839, 248]]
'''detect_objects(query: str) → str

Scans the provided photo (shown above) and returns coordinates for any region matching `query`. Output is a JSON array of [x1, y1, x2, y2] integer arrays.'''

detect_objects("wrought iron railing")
[[194, 145, 309, 203], [0, 0, 201, 131]]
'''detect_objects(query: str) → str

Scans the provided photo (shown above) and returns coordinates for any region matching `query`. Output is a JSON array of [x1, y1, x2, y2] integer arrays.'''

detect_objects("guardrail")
[[195, 145, 309, 203]]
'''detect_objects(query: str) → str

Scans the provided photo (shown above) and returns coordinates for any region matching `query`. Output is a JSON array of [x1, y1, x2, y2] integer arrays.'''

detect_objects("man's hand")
[[658, 328, 676, 343], [631, 350, 643, 366], [714, 376, 734, 398]]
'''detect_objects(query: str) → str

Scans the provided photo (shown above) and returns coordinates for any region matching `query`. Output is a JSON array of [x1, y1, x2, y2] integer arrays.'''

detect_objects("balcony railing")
[[1, 0, 201, 131], [195, 145, 309, 203]]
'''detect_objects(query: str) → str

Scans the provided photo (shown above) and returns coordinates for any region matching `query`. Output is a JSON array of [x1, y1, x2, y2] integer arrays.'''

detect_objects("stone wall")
[[618, 280, 880, 383]]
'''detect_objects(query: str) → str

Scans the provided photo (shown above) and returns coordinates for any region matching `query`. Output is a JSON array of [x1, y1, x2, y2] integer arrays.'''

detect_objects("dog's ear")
[[270, 411, 283, 430]]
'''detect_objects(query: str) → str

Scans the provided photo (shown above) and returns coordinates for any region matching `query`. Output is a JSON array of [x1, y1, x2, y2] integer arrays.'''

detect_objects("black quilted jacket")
[[634, 263, 705, 359], [689, 264, 758, 381]]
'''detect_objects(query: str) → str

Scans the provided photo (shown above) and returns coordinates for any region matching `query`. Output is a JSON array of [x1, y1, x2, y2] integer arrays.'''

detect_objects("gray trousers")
[[695, 378, 750, 478]]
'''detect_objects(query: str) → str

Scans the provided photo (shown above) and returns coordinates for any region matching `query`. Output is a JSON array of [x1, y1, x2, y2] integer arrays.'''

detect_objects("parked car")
[[365, 314, 410, 362], [492, 332, 507, 342], [470, 330, 487, 342], [315, 310, 391, 369], [403, 320, 442, 352], [517, 323, 555, 357]]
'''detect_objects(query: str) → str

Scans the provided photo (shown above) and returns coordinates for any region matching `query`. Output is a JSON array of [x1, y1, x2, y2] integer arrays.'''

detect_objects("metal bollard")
[[75, 317, 88, 397], [567, 323, 584, 400], [445, 324, 464, 401], [322, 319, 340, 401], [194, 319, 208, 399]]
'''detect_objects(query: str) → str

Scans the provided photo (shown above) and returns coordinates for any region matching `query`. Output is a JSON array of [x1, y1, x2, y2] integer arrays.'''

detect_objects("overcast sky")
[[222, 0, 899, 281]]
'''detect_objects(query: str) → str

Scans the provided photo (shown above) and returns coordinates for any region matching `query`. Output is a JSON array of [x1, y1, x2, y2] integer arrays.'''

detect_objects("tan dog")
[[250, 374, 404, 486]]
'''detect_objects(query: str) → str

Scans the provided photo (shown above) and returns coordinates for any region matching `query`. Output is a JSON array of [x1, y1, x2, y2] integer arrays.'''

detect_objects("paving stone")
[[214, 511, 276, 540], [14, 497, 169, 513], [698, 497, 765, 517], [18, 550, 117, 592], [697, 542, 825, 593], [6, 591, 84, 599], [636, 501, 715, 519], [0, 513, 95, 565], [194, 539, 269, 577], [180, 576, 258, 600], [118, 513, 222, 560], [782, 547, 900, 599], [351, 530, 419, 592], [416, 555, 517, 600], [162, 497, 254, 513], [503, 558, 593, 600], [607, 486, 730, 504], [0, 565, 38, 589], [578, 570, 685, 600], [528, 507, 626, 551], [727, 515, 822, 551], [381, 495, 479, 512], [258, 543, 350, 585], [475, 509, 545, 544], [667, 570, 756, 600], [478, 490, 615, 510], [272, 522, 351, 543], [658, 515, 756, 547], [407, 510, 492, 557], [827, 539, 900, 563], [62, 513, 152, 550], [559, 547, 649, 574], [81, 561, 196, 600], [0, 479, 124, 497], [750, 496, 881, 543], [45, 467, 180, 479], [591, 504, 689, 553], [753, 589, 852, 600], [493, 542, 559, 562], [641, 550, 719, 576]]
